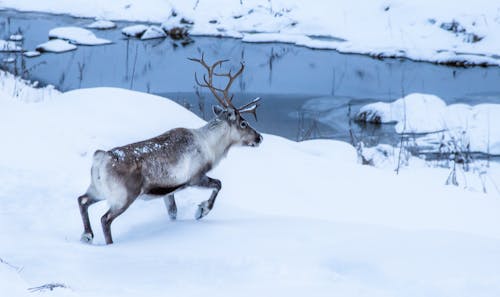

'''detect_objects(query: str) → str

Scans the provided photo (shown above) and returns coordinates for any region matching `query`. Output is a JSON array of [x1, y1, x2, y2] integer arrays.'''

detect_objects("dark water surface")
[[2, 10, 500, 144]]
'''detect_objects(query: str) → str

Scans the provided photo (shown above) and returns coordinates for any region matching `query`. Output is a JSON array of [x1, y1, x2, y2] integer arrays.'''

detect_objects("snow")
[[2, 56, 15, 63], [0, 70, 59, 102], [1, 70, 500, 296], [122, 24, 148, 37], [1, 0, 500, 65], [9, 34, 23, 41], [140, 25, 167, 40], [23, 50, 41, 58], [0, 39, 22, 52], [86, 19, 116, 30], [36, 39, 77, 53], [48, 26, 112, 45], [356, 93, 500, 154]]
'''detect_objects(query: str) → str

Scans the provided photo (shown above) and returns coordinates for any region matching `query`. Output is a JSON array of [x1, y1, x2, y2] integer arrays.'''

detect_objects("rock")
[[24, 51, 41, 58], [122, 24, 148, 38], [141, 26, 167, 40], [36, 39, 77, 53], [49, 26, 112, 45]]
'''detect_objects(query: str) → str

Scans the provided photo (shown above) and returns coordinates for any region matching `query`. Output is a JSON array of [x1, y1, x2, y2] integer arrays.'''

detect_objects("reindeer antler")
[[189, 54, 244, 109], [238, 97, 261, 120], [189, 54, 261, 119]]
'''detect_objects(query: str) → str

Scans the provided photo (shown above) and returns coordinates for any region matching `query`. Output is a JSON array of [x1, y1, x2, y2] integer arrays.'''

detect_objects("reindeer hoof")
[[80, 233, 93, 244], [195, 201, 210, 220], [168, 212, 177, 221]]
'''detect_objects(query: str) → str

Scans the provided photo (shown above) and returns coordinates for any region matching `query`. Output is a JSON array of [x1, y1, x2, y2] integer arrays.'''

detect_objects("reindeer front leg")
[[194, 176, 221, 220], [163, 194, 177, 220]]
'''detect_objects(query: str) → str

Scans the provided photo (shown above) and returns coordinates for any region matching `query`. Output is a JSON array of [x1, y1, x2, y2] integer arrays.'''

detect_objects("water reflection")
[[1, 10, 500, 145]]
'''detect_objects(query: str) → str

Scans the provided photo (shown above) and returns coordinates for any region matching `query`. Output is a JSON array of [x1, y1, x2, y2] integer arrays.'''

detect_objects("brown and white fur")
[[78, 106, 262, 244]]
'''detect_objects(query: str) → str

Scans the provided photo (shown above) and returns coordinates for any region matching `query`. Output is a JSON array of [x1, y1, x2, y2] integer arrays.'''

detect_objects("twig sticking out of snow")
[[28, 283, 68, 293]]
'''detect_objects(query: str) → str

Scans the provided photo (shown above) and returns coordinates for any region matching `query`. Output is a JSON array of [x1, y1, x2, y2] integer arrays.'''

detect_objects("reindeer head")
[[190, 54, 263, 147]]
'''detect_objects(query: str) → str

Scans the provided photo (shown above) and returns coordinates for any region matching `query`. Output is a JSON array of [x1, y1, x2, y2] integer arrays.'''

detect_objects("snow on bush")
[[0, 70, 60, 102], [9, 34, 23, 41], [0, 39, 22, 52]]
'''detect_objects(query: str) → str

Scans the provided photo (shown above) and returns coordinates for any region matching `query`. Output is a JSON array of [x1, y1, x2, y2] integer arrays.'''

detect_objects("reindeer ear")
[[212, 105, 224, 117]]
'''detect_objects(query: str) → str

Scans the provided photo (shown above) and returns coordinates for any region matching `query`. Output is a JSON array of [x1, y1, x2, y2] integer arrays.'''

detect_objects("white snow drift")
[[1, 71, 500, 297], [357, 93, 500, 154]]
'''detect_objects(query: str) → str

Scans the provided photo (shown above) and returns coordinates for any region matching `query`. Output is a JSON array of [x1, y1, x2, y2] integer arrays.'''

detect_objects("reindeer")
[[77, 55, 262, 244]]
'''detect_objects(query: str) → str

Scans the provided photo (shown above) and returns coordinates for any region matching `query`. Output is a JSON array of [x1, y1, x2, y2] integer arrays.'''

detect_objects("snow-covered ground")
[[1, 0, 500, 65], [1, 70, 500, 296], [356, 93, 500, 154]]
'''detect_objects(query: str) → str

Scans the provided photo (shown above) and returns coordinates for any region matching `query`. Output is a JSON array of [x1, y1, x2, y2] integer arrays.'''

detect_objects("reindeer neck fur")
[[196, 117, 236, 165]]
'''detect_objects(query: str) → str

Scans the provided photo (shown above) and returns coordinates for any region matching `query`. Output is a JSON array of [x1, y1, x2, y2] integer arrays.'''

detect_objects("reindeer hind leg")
[[78, 193, 99, 244], [100, 202, 132, 245]]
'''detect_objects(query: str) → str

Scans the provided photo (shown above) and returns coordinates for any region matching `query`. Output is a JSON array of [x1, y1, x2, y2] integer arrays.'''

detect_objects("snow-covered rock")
[[36, 39, 77, 53], [357, 94, 447, 133], [48, 26, 112, 45], [0, 40, 22, 52], [86, 19, 116, 30], [140, 25, 166, 40], [23, 50, 41, 57], [122, 24, 148, 37], [356, 93, 500, 154]]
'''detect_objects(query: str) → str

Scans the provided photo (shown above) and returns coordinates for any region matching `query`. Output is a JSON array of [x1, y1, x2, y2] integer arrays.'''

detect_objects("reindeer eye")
[[240, 121, 248, 129]]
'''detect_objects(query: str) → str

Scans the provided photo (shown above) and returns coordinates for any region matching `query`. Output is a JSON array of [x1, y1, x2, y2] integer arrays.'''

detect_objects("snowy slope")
[[1, 0, 500, 65], [1, 74, 500, 296]]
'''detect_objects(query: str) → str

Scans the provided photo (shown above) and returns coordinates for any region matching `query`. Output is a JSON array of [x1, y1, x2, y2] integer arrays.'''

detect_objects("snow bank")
[[1, 0, 500, 65], [86, 19, 116, 30], [36, 39, 77, 53], [356, 93, 500, 154], [1, 71, 500, 296], [0, 70, 59, 102], [48, 27, 112, 45]]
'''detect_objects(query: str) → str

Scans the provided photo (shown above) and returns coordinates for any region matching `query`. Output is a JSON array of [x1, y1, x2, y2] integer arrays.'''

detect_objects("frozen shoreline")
[[1, 0, 500, 66]]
